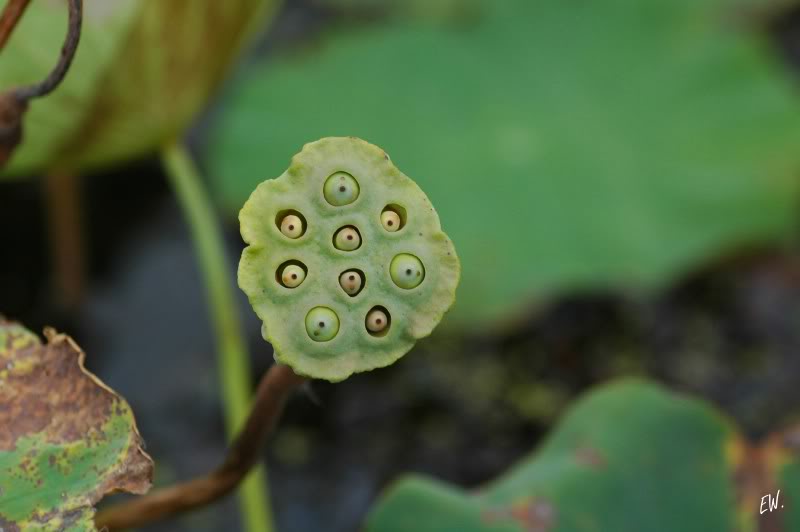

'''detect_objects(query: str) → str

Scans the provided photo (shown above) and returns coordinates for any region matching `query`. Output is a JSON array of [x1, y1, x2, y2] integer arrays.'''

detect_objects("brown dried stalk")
[[95, 364, 308, 531]]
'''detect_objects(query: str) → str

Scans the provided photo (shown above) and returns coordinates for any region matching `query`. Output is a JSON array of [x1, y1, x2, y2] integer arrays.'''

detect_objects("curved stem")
[[153, 141, 276, 532], [0, 0, 83, 167], [13, 0, 82, 101], [95, 364, 306, 530]]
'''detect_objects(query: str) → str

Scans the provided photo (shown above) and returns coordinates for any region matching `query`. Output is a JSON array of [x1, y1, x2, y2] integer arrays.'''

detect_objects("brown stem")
[[14, 0, 82, 101], [0, 0, 31, 52], [43, 171, 85, 309], [95, 364, 307, 531]]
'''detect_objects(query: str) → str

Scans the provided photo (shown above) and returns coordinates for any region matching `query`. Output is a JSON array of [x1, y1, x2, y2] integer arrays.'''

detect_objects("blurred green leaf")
[[781, 441, 800, 530], [365, 379, 799, 532], [0, 320, 152, 531], [314, 0, 480, 25], [208, 0, 800, 324], [0, 0, 278, 176]]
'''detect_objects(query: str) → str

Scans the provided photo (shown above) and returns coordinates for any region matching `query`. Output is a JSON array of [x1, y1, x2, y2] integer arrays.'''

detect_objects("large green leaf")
[[0, 0, 278, 176], [0, 320, 152, 531], [208, 0, 800, 324], [365, 379, 799, 532], [314, 0, 480, 25]]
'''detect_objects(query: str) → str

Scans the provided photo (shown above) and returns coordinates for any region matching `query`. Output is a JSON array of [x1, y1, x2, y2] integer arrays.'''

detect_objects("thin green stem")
[[162, 141, 274, 532]]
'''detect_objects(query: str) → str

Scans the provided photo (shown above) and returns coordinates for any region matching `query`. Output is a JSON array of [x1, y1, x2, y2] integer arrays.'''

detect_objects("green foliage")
[[0, 320, 152, 531], [366, 379, 799, 532], [315, 0, 480, 25], [209, 0, 800, 324], [0, 0, 278, 176], [238, 137, 460, 381]]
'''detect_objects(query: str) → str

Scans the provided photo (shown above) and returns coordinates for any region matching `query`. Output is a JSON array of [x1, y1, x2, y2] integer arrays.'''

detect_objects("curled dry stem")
[[0, 0, 82, 166], [94, 364, 307, 531]]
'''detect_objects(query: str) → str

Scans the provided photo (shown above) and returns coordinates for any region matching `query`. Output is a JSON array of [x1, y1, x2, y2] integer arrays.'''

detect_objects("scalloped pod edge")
[[239, 137, 460, 381]]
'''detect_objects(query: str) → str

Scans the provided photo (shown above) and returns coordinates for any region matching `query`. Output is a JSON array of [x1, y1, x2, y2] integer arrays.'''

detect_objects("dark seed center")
[[347, 235, 353, 240], [406, 269, 412, 275], [319, 321, 325, 327], [376, 319, 382, 324], [388, 220, 394, 226], [349, 275, 355, 281], [339, 186, 346, 192], [291, 274, 297, 279]]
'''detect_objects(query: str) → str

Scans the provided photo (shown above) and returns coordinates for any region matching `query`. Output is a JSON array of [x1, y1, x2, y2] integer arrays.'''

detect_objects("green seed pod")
[[324, 172, 361, 206], [280, 264, 306, 288], [305, 307, 340, 342], [390, 253, 425, 289], [334, 226, 362, 251], [239, 137, 460, 381], [381, 210, 401, 232]]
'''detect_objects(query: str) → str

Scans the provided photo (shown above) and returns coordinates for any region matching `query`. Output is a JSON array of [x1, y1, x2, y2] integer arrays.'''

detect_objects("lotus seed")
[[324, 172, 360, 206], [339, 270, 363, 296], [280, 214, 304, 239], [366, 308, 389, 333], [334, 226, 361, 251], [281, 264, 306, 288], [305, 307, 339, 342], [390, 253, 425, 289], [381, 210, 401, 232]]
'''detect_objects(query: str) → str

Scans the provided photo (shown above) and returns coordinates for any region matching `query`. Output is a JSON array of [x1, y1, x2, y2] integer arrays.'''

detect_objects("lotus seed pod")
[[366, 308, 389, 334], [390, 254, 425, 289], [280, 214, 304, 239], [239, 137, 460, 381], [281, 264, 306, 288], [381, 210, 401, 232], [340, 270, 364, 296], [324, 172, 360, 206], [305, 307, 340, 342], [334, 226, 361, 251]]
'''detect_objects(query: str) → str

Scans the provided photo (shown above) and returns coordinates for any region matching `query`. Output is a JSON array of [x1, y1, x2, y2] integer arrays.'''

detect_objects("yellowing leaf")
[[0, 320, 152, 531], [0, 0, 279, 176]]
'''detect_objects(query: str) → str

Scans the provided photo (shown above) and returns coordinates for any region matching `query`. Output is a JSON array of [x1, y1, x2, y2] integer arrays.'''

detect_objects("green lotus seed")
[[324, 172, 360, 206], [366, 308, 389, 334], [280, 214, 304, 239], [281, 264, 306, 288], [305, 307, 339, 342], [390, 254, 425, 289], [339, 270, 364, 296], [381, 210, 401, 232], [334, 226, 361, 251]]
